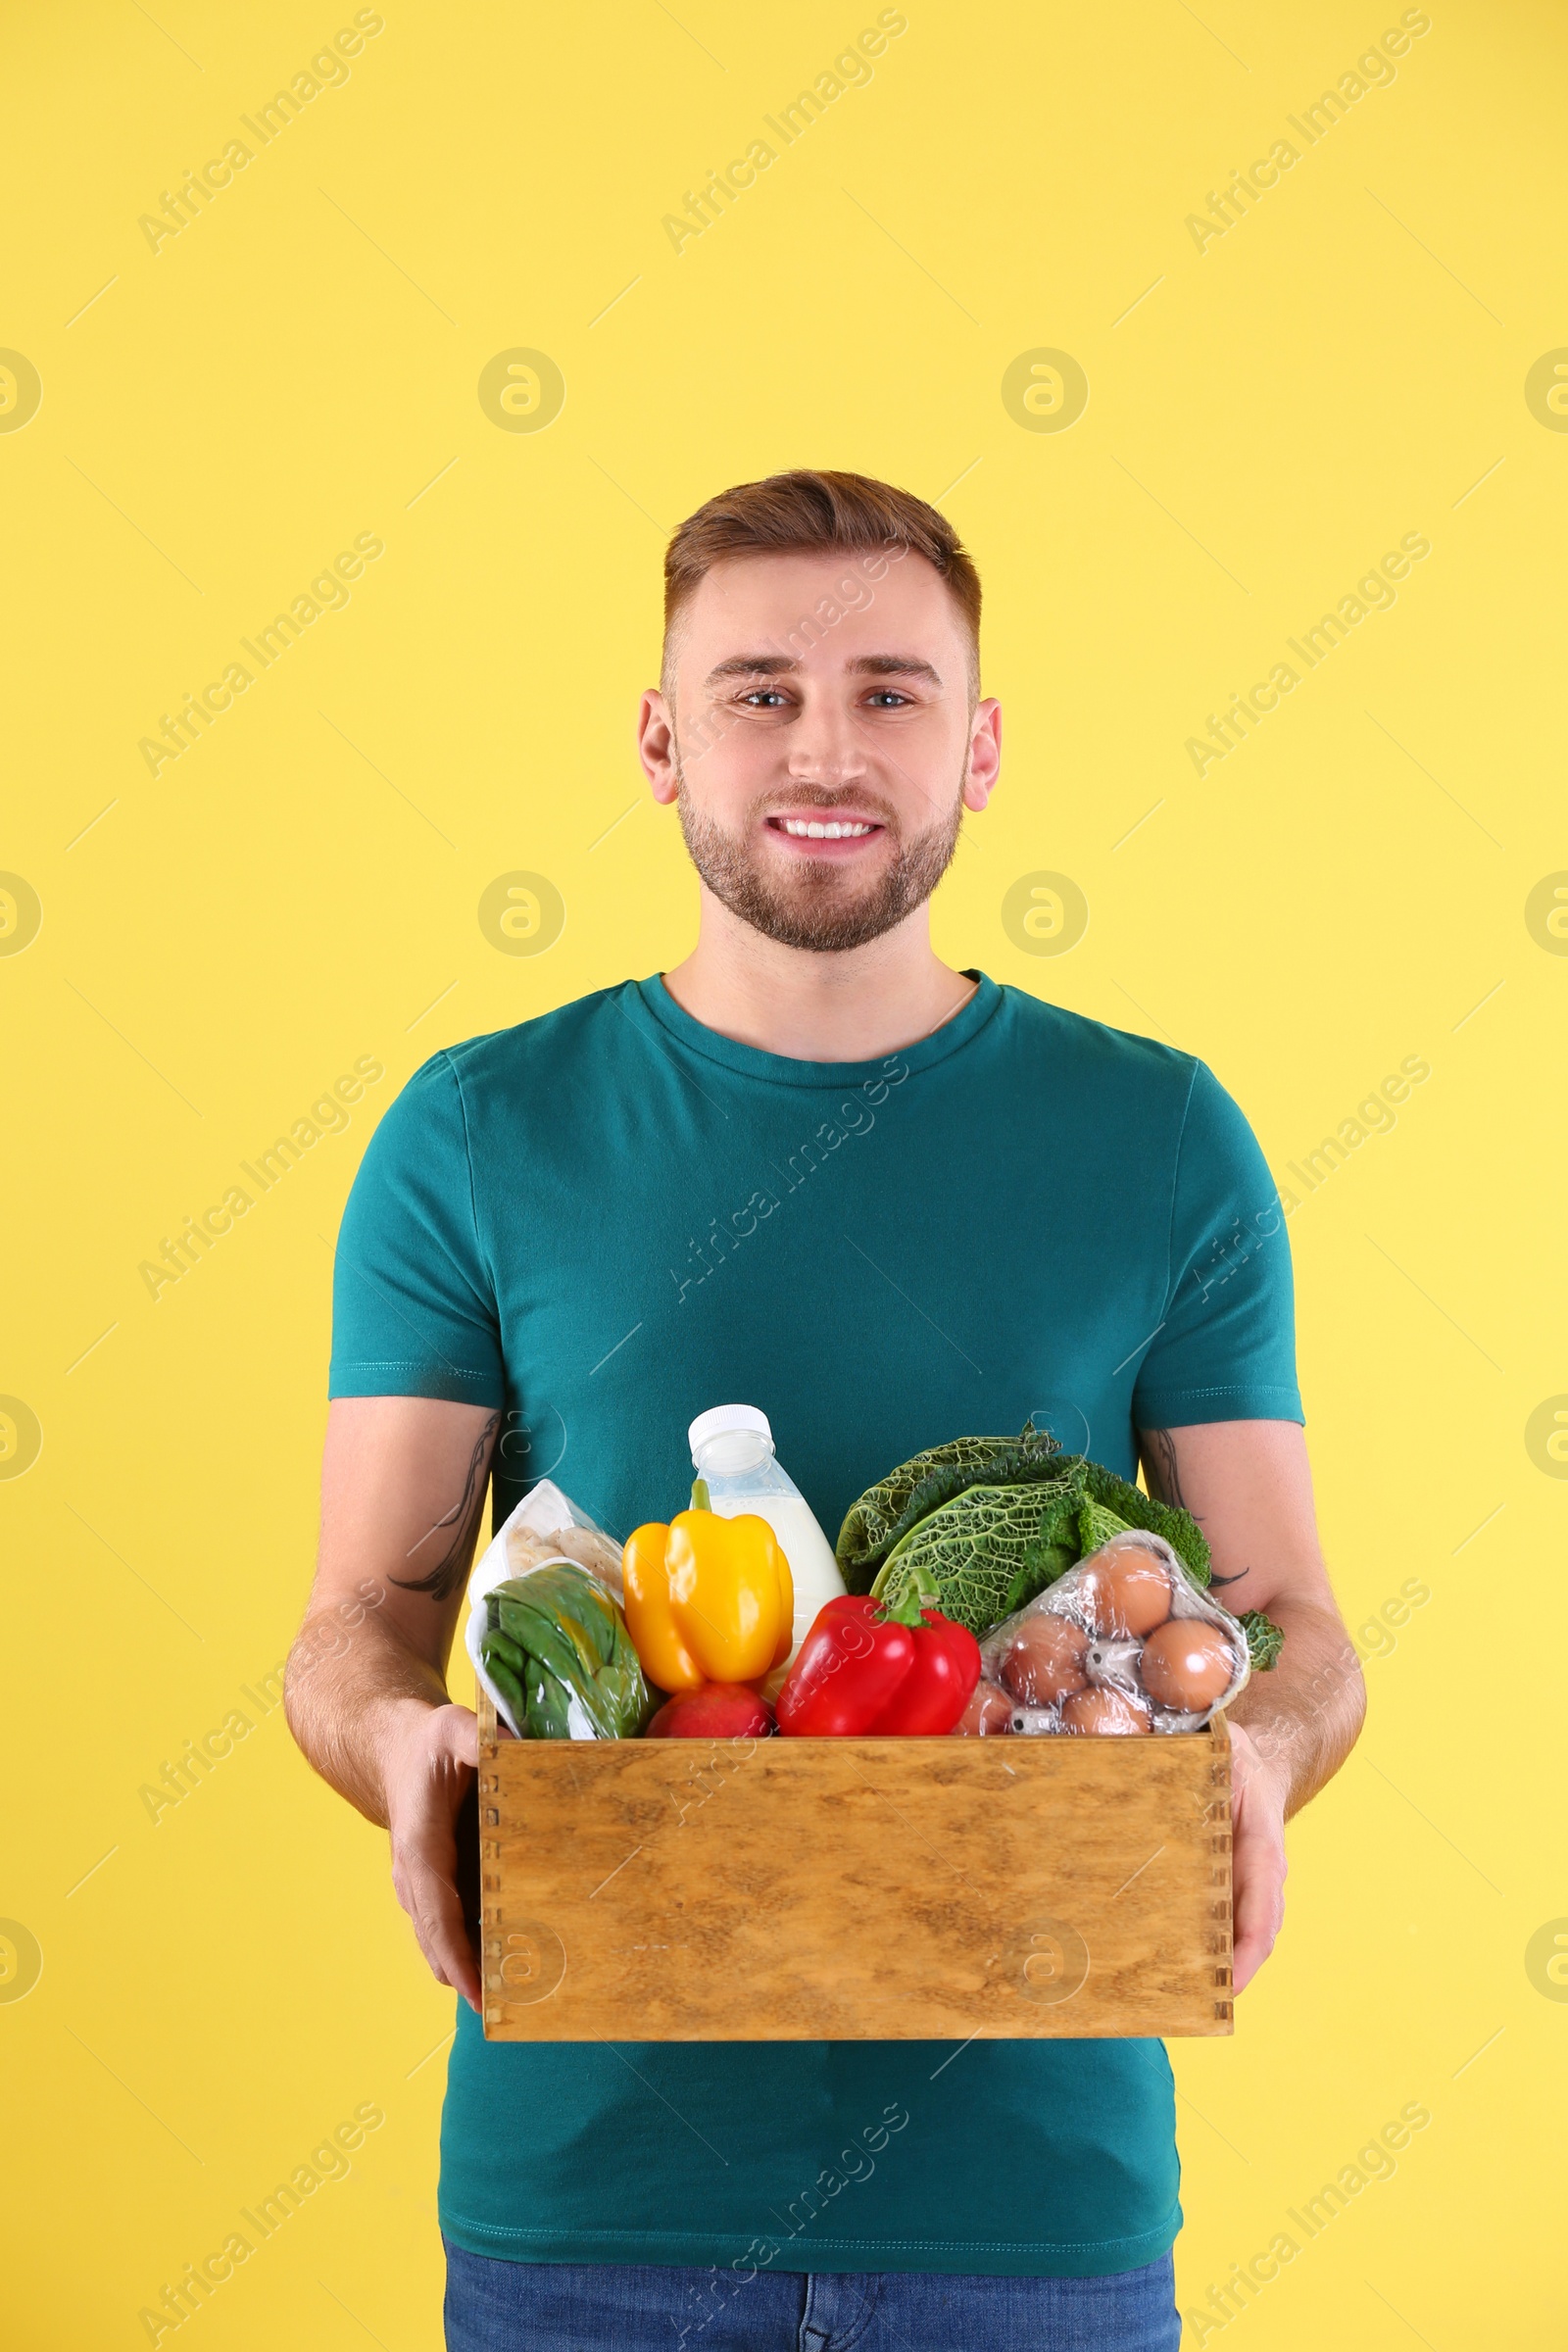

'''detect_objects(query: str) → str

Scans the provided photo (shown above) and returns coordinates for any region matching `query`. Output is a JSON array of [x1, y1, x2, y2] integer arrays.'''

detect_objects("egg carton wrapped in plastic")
[[464, 1479, 653, 1741], [974, 1530, 1250, 1735]]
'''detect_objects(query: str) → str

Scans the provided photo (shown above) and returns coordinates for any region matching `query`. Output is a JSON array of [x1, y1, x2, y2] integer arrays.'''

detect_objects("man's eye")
[[865, 691, 911, 708], [740, 689, 790, 708]]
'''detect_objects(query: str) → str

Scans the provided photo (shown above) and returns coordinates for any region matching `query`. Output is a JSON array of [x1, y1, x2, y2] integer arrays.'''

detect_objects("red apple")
[[646, 1683, 774, 1740]]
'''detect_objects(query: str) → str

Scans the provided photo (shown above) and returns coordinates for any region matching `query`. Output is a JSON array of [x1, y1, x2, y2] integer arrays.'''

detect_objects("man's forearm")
[[284, 1609, 451, 1830], [1229, 1598, 1365, 1816]]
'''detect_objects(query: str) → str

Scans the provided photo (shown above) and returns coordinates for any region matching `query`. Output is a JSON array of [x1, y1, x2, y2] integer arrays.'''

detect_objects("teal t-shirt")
[[328, 971, 1301, 2278]]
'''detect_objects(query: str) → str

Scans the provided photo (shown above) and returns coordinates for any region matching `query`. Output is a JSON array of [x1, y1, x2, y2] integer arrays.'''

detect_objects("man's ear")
[[638, 688, 680, 805], [962, 698, 1002, 811]]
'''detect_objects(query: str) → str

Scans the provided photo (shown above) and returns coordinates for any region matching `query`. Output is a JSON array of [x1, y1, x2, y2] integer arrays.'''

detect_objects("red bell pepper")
[[775, 1569, 981, 1737]]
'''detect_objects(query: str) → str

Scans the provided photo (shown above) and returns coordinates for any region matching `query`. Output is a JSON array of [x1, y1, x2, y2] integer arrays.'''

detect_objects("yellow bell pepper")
[[621, 1486, 794, 1692]]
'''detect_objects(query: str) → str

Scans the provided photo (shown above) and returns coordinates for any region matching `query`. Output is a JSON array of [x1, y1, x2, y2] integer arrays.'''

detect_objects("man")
[[286, 468, 1365, 2351]]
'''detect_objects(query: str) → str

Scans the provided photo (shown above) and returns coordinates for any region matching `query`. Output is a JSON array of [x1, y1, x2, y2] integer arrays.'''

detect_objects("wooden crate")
[[475, 1685, 1232, 2041]]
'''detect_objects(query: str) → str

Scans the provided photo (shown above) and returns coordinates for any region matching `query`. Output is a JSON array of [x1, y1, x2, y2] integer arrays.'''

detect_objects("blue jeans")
[[442, 2241, 1181, 2350]]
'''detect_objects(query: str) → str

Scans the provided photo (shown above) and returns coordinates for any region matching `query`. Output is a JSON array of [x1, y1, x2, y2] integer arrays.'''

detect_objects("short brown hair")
[[662, 467, 981, 688]]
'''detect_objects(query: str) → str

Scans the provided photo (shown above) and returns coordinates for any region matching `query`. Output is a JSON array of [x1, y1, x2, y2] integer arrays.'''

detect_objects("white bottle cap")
[[688, 1403, 772, 1457]]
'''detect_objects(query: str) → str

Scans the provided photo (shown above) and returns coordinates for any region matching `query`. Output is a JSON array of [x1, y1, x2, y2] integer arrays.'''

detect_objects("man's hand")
[[1228, 1719, 1289, 1995], [285, 1396, 502, 2011], [1139, 1419, 1365, 1995], [384, 1698, 482, 2013]]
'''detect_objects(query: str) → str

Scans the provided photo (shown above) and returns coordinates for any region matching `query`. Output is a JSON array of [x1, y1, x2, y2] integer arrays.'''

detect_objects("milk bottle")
[[687, 1404, 847, 1666]]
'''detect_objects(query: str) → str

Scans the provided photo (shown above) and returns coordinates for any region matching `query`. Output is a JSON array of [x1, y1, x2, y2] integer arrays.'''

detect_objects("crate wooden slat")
[[475, 1685, 1232, 2041]]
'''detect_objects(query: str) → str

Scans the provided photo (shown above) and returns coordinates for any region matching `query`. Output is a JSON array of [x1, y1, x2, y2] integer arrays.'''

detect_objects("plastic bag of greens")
[[464, 1481, 651, 1740]]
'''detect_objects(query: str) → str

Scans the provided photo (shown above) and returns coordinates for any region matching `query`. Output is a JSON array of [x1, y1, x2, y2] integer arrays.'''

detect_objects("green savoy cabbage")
[[839, 1426, 1280, 1664]]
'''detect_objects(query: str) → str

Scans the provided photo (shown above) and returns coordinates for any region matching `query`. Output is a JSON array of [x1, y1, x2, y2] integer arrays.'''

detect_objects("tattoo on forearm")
[[392, 1411, 500, 1602]]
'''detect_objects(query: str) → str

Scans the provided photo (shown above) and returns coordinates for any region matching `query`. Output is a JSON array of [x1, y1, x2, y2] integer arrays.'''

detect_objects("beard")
[[675, 780, 965, 954]]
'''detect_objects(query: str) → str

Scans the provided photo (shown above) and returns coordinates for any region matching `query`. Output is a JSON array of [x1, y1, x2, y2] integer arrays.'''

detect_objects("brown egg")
[[1059, 1686, 1151, 1736], [952, 1680, 1015, 1737], [1079, 1544, 1172, 1639], [1140, 1618, 1238, 1710], [1001, 1615, 1090, 1705]]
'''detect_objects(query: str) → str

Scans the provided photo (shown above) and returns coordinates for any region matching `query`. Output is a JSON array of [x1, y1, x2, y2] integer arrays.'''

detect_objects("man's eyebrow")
[[701, 652, 944, 688], [846, 654, 943, 685], [703, 654, 799, 685]]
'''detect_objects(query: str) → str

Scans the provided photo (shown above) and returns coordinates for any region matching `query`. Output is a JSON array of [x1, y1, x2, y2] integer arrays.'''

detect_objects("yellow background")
[[4, 0, 1564, 2343]]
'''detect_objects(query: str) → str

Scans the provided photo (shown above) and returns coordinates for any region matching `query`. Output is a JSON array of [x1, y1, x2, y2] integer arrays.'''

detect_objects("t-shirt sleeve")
[[1131, 1059, 1303, 1431], [328, 1051, 506, 1405]]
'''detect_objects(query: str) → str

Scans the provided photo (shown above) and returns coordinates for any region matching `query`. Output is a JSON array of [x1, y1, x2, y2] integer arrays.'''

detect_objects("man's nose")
[[785, 696, 869, 784]]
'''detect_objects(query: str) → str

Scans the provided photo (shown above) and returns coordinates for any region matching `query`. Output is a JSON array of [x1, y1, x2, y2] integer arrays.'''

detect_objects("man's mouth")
[[764, 812, 886, 854]]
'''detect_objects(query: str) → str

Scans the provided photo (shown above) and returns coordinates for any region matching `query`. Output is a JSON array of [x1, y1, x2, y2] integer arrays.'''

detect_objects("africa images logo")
[[137, 535, 384, 776], [138, 1057, 384, 1299], [135, 14, 386, 253], [0, 349, 43, 432], [661, 12, 908, 253]]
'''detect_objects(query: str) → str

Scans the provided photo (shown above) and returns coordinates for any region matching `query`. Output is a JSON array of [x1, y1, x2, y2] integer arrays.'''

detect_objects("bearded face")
[[674, 773, 966, 955], [638, 547, 997, 958]]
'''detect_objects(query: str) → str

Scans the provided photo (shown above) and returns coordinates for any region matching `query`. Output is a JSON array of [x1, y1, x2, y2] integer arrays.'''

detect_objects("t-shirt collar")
[[631, 968, 1004, 1087]]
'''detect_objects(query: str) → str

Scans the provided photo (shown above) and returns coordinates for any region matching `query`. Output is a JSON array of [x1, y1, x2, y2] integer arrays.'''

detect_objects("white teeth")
[[780, 817, 874, 839]]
